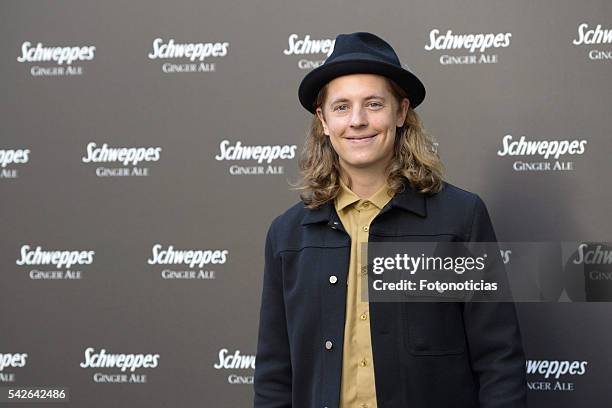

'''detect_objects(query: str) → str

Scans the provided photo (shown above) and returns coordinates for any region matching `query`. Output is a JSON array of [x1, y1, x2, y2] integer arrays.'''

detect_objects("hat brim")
[[298, 52, 426, 114]]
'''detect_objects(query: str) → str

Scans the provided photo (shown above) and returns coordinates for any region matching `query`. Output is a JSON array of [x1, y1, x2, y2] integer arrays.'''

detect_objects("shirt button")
[[361, 266, 368, 275], [325, 340, 333, 350], [362, 202, 370, 208], [360, 312, 368, 321], [361, 404, 369, 408], [359, 358, 368, 367], [362, 225, 369, 232], [329, 275, 338, 284]]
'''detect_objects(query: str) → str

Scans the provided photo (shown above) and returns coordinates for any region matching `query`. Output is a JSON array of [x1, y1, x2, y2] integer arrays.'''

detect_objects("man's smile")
[[344, 133, 378, 143]]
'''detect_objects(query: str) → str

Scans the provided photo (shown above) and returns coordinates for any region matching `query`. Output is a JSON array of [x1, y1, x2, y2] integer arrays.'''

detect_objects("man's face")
[[316, 73, 409, 175]]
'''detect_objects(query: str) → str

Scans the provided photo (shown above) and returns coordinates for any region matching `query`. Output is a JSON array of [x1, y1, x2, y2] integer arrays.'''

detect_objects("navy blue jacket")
[[254, 180, 527, 408]]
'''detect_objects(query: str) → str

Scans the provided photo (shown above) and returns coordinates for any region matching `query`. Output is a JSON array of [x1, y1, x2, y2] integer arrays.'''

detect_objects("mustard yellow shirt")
[[334, 179, 395, 408]]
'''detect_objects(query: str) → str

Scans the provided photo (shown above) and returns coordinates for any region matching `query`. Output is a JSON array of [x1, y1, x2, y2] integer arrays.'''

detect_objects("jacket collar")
[[301, 179, 427, 225]]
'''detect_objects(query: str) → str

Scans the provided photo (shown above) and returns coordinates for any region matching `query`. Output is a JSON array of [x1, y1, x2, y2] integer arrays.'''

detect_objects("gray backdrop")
[[1, 0, 611, 406]]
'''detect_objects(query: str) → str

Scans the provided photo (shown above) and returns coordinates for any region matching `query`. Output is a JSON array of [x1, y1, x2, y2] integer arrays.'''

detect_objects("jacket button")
[[325, 340, 333, 350], [329, 275, 338, 284]]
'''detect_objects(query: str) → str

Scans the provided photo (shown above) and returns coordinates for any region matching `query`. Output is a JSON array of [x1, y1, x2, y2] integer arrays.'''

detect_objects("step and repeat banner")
[[1, 0, 611, 406]]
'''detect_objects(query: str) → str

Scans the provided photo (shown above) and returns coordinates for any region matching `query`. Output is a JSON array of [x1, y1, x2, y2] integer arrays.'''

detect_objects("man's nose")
[[349, 105, 368, 127]]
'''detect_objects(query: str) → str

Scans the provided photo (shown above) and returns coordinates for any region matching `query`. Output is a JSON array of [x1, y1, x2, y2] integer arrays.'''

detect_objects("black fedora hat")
[[298, 32, 426, 114]]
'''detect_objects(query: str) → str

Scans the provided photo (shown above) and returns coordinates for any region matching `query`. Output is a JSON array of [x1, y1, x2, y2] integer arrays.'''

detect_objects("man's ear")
[[316, 108, 329, 136], [396, 98, 410, 128]]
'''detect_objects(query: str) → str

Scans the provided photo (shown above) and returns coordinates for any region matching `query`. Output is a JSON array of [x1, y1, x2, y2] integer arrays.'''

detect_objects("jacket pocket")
[[401, 303, 467, 356]]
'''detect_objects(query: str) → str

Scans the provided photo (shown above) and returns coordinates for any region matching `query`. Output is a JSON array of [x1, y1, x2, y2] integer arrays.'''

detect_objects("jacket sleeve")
[[462, 195, 527, 408], [253, 219, 292, 408]]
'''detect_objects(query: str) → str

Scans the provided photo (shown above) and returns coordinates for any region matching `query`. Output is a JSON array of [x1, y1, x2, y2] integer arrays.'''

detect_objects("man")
[[254, 32, 526, 408]]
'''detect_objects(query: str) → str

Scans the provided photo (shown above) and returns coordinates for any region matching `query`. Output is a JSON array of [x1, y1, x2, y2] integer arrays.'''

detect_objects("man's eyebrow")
[[329, 95, 387, 105]]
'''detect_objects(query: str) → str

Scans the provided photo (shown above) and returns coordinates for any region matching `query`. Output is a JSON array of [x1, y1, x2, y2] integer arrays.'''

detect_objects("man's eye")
[[334, 105, 348, 112], [368, 102, 383, 108]]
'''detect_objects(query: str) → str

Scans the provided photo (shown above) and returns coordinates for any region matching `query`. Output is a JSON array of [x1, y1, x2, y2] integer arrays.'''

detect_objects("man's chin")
[[339, 158, 383, 170]]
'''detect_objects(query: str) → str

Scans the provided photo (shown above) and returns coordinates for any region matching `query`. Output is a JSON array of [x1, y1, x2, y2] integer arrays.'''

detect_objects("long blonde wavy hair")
[[295, 76, 445, 209]]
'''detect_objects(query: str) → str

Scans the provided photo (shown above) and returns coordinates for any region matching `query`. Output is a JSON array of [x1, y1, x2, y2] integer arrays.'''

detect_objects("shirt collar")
[[368, 180, 395, 209], [334, 178, 394, 212], [334, 179, 360, 212]]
